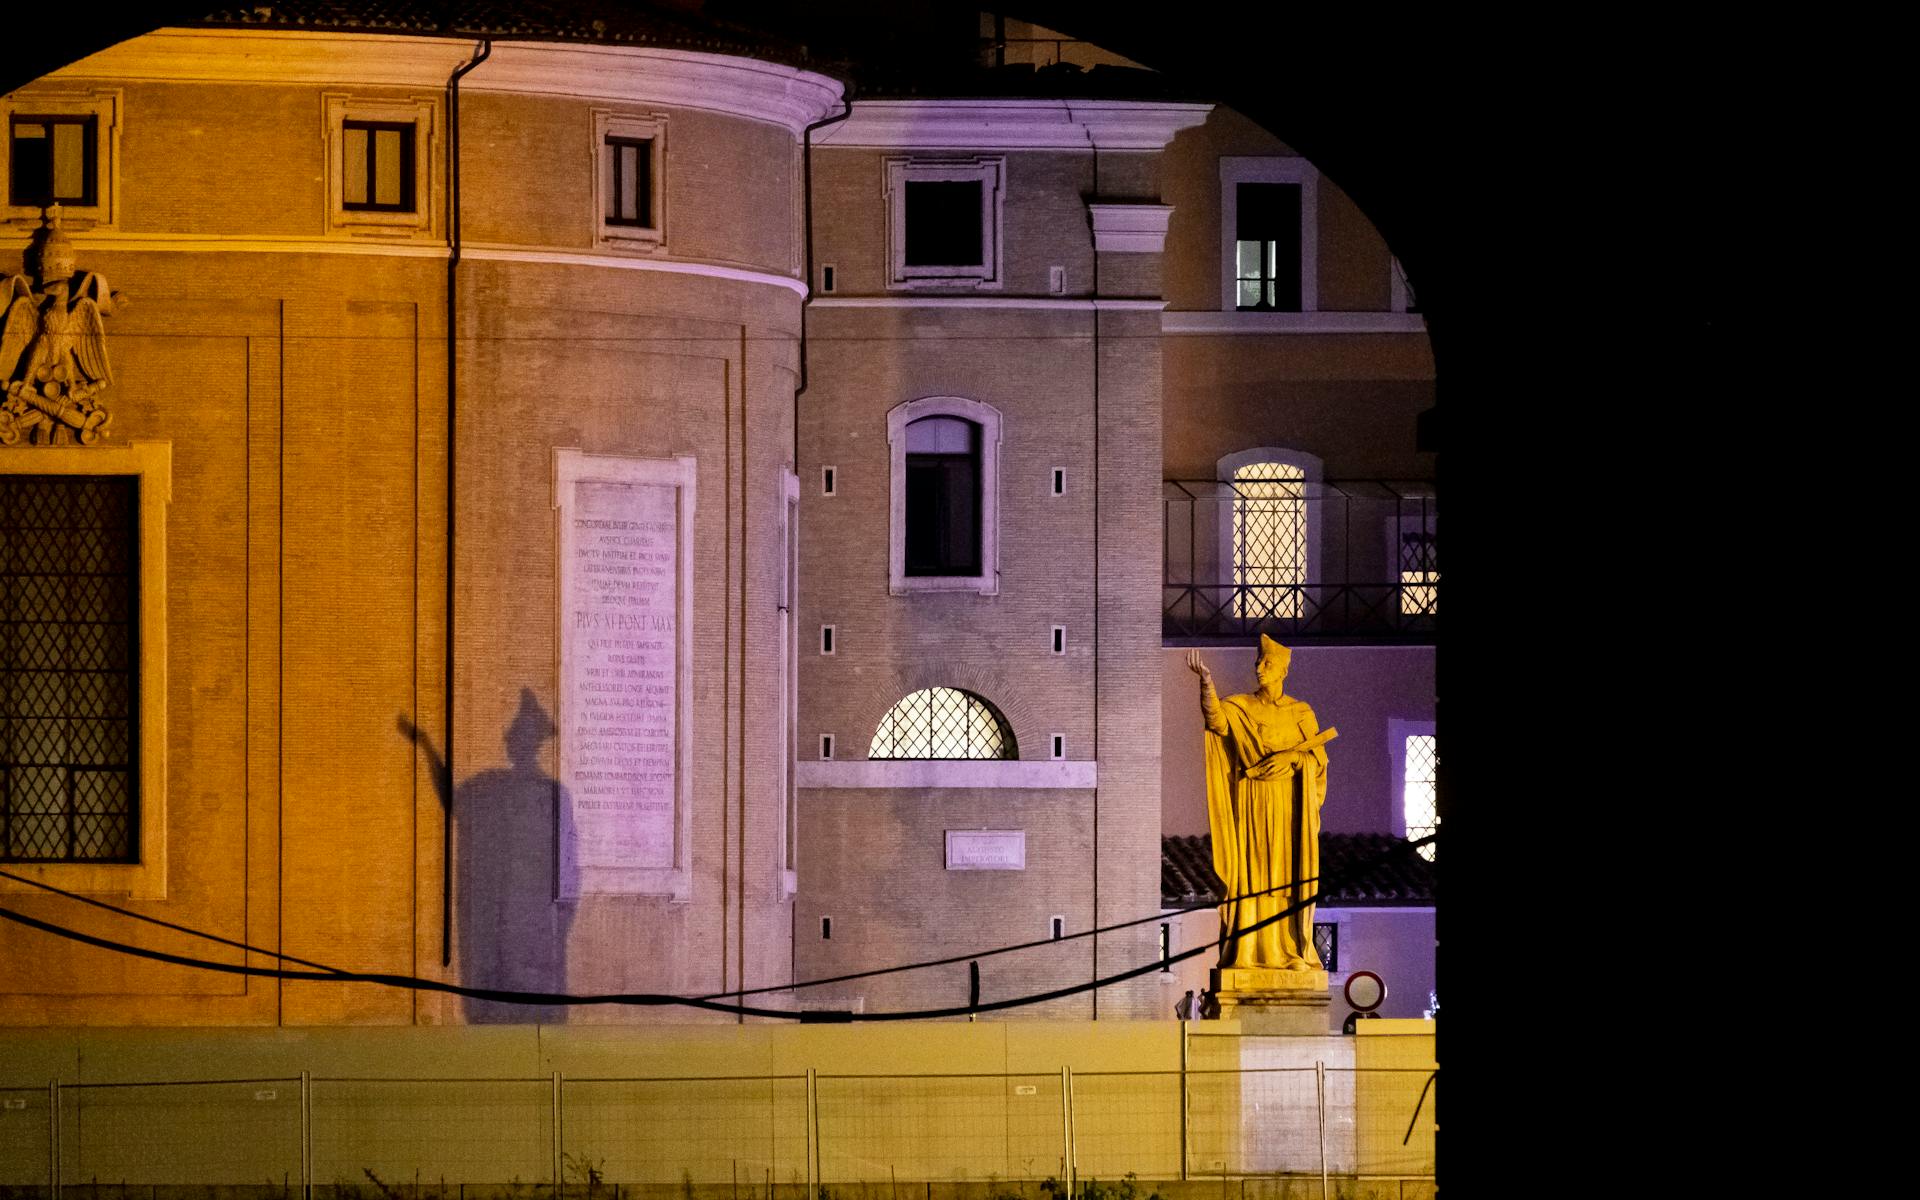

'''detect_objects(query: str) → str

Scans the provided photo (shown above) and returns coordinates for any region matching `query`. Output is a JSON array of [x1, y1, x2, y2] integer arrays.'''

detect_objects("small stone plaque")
[[945, 829, 1026, 871]]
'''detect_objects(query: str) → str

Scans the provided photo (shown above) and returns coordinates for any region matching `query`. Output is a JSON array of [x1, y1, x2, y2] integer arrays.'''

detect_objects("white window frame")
[[2, 89, 121, 230], [883, 156, 1006, 290], [1388, 718, 1439, 842], [888, 395, 1003, 596], [593, 109, 667, 253], [321, 93, 440, 241], [1216, 447, 1324, 620], [0, 441, 171, 899], [1218, 156, 1319, 313]]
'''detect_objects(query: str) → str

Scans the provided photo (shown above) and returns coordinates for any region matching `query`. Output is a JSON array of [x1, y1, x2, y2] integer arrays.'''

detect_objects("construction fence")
[[0, 1036, 1435, 1199]]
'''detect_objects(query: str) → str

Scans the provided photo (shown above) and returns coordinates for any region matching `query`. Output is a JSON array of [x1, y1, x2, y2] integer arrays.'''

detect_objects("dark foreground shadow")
[[402, 688, 578, 1022]]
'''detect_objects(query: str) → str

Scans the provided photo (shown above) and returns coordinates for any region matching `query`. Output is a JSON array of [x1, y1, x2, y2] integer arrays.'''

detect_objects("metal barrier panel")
[[813, 1074, 1064, 1185], [560, 1076, 808, 1190], [0, 1085, 50, 1188], [1064, 1072, 1181, 1181], [62, 1080, 301, 1186], [1182, 1067, 1322, 1177], [310, 1079, 550, 1189], [1340, 1068, 1434, 1178]]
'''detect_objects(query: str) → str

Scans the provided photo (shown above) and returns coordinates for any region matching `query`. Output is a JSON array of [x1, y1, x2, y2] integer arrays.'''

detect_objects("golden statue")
[[1188, 636, 1336, 971], [0, 205, 121, 446]]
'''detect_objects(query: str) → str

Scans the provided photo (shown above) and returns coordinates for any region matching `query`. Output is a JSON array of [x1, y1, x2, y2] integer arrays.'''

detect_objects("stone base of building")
[[1211, 966, 1331, 1033]]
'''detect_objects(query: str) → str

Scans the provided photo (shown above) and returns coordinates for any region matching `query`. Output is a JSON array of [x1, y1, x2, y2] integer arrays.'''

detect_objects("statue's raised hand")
[[1186, 649, 1211, 678]]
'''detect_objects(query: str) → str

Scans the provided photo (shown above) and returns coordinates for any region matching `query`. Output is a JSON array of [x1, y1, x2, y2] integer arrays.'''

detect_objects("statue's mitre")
[[1256, 634, 1291, 670]]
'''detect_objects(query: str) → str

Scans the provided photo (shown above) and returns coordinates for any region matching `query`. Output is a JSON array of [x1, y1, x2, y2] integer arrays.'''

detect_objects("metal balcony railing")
[[1163, 479, 1437, 642]]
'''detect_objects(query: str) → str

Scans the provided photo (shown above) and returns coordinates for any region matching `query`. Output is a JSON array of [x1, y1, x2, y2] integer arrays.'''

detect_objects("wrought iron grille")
[[1231, 462, 1306, 619], [868, 687, 1017, 760], [1403, 734, 1437, 862], [1164, 478, 1436, 641], [1312, 921, 1338, 971], [1399, 529, 1438, 617], [1, 474, 138, 862]]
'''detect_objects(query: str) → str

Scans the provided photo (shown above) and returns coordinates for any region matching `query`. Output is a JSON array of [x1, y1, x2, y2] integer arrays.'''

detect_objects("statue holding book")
[[1187, 635, 1337, 973]]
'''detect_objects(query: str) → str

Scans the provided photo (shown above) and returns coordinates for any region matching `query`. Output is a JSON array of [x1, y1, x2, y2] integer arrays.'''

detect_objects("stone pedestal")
[[1211, 966, 1332, 1034]]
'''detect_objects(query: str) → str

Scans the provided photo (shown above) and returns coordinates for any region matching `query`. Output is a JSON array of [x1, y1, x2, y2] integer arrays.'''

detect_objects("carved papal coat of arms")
[[1, 205, 123, 445]]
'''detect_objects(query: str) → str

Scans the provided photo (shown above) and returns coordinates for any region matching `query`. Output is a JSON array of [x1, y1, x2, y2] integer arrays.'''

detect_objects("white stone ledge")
[[1162, 311, 1428, 335], [53, 30, 846, 136], [797, 760, 1097, 789], [1090, 203, 1174, 253], [812, 296, 1164, 311], [814, 99, 1212, 151]]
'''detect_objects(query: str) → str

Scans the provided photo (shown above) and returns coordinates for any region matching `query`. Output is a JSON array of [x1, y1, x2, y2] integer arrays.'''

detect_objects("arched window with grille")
[[869, 687, 1018, 760], [1217, 448, 1322, 622]]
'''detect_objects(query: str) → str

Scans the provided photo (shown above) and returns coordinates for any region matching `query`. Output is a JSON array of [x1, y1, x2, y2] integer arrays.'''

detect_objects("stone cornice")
[[813, 99, 1212, 151], [1089, 203, 1174, 252], [42, 28, 845, 137]]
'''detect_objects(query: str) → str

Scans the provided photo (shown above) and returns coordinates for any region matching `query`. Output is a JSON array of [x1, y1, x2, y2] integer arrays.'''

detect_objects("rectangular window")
[[821, 916, 832, 939], [1159, 922, 1172, 971], [1, 475, 138, 863], [341, 121, 415, 212], [9, 114, 96, 208], [820, 733, 834, 760], [1050, 625, 1065, 654], [821, 466, 836, 496], [1051, 916, 1066, 941], [904, 417, 981, 576], [1050, 734, 1064, 760], [1313, 922, 1339, 971], [1235, 181, 1302, 311], [1051, 468, 1065, 496], [604, 135, 652, 227], [820, 624, 834, 655], [1399, 529, 1438, 616], [904, 180, 985, 267], [885, 157, 1005, 289], [1404, 734, 1437, 861]]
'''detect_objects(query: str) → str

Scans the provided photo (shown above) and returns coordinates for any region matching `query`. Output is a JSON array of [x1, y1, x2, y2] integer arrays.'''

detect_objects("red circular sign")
[[1344, 970, 1386, 1012]]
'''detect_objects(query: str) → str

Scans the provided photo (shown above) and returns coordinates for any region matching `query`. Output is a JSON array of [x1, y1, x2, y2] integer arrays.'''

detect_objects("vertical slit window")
[[1232, 461, 1306, 619], [605, 136, 652, 228], [2, 475, 138, 862], [1235, 181, 1301, 311], [9, 115, 96, 208], [342, 121, 415, 212]]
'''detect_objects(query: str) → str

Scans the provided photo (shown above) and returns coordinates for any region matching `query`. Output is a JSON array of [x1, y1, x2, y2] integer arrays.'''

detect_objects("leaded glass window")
[[1400, 528, 1438, 616], [1232, 460, 1306, 619], [869, 687, 1016, 760], [2, 475, 138, 862], [1404, 734, 1437, 862], [1313, 922, 1338, 971]]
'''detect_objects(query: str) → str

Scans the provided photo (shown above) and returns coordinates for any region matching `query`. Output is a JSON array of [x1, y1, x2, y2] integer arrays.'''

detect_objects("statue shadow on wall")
[[400, 688, 578, 1023]]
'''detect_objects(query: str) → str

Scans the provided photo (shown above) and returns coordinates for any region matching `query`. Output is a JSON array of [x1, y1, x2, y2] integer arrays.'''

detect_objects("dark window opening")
[[904, 180, 984, 267], [1051, 734, 1063, 759], [820, 264, 836, 293], [1051, 626, 1064, 654], [822, 467, 836, 495], [1051, 917, 1065, 941], [342, 121, 415, 213], [1051, 468, 1065, 496], [820, 625, 834, 654], [904, 416, 981, 576], [820, 734, 834, 760], [1, 475, 138, 863], [821, 917, 832, 940], [1160, 922, 1172, 971], [1235, 181, 1302, 311], [9, 115, 97, 208], [605, 135, 652, 227]]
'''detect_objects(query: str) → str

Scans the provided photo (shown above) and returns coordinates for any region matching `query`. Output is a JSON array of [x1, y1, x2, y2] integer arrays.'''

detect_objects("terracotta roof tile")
[[1163, 833, 1435, 908]]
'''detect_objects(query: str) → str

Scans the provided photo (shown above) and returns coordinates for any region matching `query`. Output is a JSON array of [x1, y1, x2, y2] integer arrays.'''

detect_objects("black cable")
[[0, 867, 350, 975], [0, 833, 1432, 1021]]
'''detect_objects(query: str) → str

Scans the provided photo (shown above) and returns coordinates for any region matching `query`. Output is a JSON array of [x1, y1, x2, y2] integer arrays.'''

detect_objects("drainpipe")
[[793, 92, 854, 465], [443, 37, 491, 968]]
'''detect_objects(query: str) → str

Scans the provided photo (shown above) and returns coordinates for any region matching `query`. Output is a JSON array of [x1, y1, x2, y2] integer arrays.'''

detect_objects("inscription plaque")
[[557, 451, 695, 899], [945, 829, 1026, 871]]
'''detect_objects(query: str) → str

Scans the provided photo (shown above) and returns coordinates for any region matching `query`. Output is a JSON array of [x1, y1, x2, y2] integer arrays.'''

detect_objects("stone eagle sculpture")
[[0, 205, 122, 445]]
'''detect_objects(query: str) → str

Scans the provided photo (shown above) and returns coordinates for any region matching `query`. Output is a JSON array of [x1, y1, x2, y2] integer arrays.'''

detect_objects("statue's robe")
[[1203, 691, 1328, 969]]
